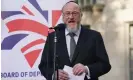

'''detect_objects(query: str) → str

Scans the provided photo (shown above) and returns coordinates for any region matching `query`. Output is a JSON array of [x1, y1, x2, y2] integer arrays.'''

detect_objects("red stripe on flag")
[[22, 5, 34, 16], [7, 19, 49, 36], [21, 39, 45, 53], [52, 10, 61, 27], [25, 49, 42, 68]]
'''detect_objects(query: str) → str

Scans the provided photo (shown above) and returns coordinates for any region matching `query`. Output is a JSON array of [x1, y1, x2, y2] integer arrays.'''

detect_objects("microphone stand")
[[49, 23, 65, 80], [53, 29, 59, 80]]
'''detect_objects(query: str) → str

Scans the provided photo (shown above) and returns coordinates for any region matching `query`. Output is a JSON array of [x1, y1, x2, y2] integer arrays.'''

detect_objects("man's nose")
[[69, 14, 74, 18]]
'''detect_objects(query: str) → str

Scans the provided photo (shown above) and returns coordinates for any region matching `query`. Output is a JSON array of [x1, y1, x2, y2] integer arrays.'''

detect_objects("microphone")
[[49, 23, 66, 30]]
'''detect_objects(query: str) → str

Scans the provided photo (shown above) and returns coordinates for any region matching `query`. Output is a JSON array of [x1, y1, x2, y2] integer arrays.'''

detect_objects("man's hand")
[[73, 63, 88, 75], [56, 69, 69, 80]]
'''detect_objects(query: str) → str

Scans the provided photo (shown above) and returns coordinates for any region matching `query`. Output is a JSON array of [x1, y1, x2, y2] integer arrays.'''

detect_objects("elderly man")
[[39, 1, 111, 80]]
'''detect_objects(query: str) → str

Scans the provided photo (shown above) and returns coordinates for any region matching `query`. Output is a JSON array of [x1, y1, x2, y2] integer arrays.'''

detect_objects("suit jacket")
[[39, 24, 111, 80]]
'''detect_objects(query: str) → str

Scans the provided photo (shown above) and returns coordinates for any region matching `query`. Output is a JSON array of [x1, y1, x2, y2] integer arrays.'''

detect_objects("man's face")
[[62, 2, 82, 29]]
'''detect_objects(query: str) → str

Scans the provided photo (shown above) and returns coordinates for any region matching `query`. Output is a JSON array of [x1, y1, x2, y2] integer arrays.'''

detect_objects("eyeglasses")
[[63, 11, 80, 17]]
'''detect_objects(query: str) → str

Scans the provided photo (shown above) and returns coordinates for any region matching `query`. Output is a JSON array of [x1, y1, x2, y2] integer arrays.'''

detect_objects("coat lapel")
[[57, 28, 71, 65], [71, 26, 87, 63]]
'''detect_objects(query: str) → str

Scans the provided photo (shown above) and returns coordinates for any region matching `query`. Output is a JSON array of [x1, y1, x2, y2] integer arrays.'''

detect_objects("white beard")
[[67, 26, 79, 33]]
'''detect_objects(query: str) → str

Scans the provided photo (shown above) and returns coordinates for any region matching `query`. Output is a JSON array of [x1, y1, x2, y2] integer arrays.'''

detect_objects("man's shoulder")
[[81, 26, 100, 35], [82, 27, 103, 40]]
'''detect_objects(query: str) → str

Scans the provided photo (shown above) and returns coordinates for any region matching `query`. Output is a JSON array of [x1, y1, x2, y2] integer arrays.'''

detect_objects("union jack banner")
[[1, 0, 69, 79]]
